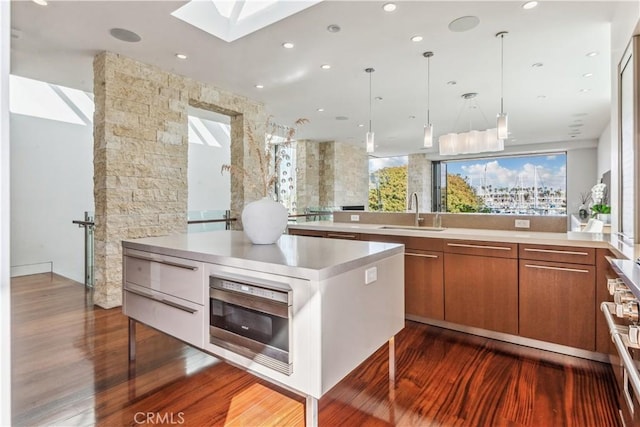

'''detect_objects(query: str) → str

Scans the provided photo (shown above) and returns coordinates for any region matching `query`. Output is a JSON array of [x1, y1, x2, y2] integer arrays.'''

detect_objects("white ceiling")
[[9, 0, 631, 158]]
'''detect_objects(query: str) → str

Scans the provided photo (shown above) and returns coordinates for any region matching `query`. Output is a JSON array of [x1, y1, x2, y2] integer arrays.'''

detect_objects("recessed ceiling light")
[[109, 28, 142, 43], [255, 84, 264, 89], [583, 72, 593, 78], [317, 108, 325, 112], [532, 62, 543, 68], [382, 3, 397, 12], [175, 53, 188, 60], [447, 80, 457, 85], [282, 42, 294, 49], [522, 1, 538, 10], [537, 95, 547, 99], [448, 16, 480, 32], [326, 24, 341, 33], [411, 35, 423, 42], [358, 124, 364, 128], [336, 116, 349, 121], [32, 0, 48, 5], [375, 96, 383, 101], [321, 64, 331, 70], [579, 88, 591, 93], [586, 51, 599, 57], [409, 115, 416, 119]]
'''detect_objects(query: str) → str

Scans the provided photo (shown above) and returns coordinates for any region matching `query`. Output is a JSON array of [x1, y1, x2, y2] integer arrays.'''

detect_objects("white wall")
[[187, 115, 231, 212], [566, 147, 598, 214], [10, 114, 93, 282], [1, 1, 11, 423], [597, 122, 612, 179]]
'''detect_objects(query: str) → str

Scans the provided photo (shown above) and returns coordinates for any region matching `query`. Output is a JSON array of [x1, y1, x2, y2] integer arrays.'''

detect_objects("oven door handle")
[[601, 302, 640, 404], [210, 288, 289, 318]]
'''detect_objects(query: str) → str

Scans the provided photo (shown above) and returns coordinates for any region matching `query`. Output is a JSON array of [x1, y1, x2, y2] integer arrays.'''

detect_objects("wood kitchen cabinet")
[[287, 228, 326, 238], [519, 244, 596, 351], [360, 234, 444, 320], [324, 231, 360, 240], [443, 240, 518, 335]]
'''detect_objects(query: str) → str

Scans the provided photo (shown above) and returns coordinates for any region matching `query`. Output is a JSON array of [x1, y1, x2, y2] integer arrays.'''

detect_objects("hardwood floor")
[[12, 273, 621, 426]]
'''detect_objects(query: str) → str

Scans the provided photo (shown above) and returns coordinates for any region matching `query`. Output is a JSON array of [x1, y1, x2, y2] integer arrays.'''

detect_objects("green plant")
[[590, 204, 611, 215]]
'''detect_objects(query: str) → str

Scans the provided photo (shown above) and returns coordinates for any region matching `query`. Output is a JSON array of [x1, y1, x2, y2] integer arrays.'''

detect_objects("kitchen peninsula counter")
[[288, 220, 637, 259]]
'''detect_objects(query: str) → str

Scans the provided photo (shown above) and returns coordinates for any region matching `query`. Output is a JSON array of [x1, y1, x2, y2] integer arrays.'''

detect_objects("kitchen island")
[[122, 230, 404, 426]]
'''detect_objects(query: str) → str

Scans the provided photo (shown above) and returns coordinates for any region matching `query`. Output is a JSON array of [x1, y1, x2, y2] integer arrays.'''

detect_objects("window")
[[369, 156, 408, 212], [435, 153, 567, 215]]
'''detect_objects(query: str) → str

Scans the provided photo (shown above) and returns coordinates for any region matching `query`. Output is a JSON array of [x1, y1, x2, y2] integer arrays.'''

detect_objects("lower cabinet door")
[[519, 259, 596, 350], [444, 253, 518, 334], [405, 251, 444, 320], [124, 285, 204, 348]]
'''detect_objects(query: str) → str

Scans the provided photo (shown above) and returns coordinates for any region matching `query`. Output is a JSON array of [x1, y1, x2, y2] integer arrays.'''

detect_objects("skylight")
[[171, 0, 323, 43]]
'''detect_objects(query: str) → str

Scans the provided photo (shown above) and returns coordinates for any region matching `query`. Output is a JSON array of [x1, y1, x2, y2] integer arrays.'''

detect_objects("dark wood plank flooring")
[[11, 273, 621, 426]]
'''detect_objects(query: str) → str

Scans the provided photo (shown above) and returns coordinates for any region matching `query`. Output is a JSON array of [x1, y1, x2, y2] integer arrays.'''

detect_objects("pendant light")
[[496, 31, 508, 140], [423, 51, 434, 148], [365, 67, 375, 153]]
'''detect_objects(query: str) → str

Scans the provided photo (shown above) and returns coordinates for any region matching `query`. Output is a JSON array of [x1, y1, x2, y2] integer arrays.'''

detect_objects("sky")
[[369, 156, 408, 173], [446, 154, 567, 191]]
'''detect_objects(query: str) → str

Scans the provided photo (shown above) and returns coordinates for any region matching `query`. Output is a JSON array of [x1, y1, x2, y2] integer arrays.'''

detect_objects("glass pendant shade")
[[497, 113, 508, 140], [423, 124, 433, 148], [366, 131, 375, 153], [438, 128, 504, 155]]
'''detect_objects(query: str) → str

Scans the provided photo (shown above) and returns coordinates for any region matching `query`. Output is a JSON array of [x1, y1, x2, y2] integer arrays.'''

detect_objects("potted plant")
[[590, 183, 611, 223], [222, 118, 308, 244]]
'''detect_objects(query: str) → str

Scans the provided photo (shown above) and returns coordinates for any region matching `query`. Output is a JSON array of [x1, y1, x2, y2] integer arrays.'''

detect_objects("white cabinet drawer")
[[124, 249, 205, 304], [123, 284, 204, 348]]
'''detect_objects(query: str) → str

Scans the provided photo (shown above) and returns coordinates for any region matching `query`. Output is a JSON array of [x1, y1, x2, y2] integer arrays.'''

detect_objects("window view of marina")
[[442, 153, 567, 215]]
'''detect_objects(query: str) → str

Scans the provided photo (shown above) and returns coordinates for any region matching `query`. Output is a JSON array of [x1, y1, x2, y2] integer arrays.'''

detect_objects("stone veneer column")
[[296, 141, 367, 210], [93, 52, 264, 308], [333, 142, 368, 208], [408, 153, 432, 212], [295, 140, 320, 210]]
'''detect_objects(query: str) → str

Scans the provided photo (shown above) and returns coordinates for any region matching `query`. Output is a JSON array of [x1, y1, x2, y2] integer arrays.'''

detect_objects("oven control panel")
[[211, 277, 289, 304]]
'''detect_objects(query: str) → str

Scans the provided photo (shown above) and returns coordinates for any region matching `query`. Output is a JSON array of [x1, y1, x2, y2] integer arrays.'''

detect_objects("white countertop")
[[122, 230, 404, 281], [288, 220, 640, 260]]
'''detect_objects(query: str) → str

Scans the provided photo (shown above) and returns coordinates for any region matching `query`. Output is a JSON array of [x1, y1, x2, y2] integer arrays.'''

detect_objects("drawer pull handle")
[[126, 287, 197, 314], [523, 248, 589, 256], [406, 253, 439, 259], [327, 233, 356, 239], [524, 264, 590, 274], [127, 254, 198, 271], [447, 243, 512, 251]]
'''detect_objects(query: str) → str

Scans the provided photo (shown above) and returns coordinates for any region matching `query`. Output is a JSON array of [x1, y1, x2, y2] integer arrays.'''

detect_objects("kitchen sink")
[[379, 225, 446, 231]]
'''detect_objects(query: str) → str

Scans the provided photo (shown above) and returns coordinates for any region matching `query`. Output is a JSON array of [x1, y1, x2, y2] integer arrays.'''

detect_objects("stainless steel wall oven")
[[209, 274, 292, 375]]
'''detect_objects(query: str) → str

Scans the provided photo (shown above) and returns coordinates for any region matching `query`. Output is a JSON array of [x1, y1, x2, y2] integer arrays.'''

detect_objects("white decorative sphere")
[[241, 197, 288, 244]]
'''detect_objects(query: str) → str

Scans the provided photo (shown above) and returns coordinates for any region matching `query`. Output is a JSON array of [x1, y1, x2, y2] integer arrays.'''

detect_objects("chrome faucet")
[[408, 192, 420, 227]]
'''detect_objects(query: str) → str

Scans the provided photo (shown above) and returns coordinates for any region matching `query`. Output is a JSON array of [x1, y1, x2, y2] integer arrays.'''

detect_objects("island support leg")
[[305, 395, 318, 427], [388, 336, 396, 424], [128, 317, 136, 361]]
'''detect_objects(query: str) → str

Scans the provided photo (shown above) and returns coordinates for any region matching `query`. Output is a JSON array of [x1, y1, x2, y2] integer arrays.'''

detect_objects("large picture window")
[[435, 153, 567, 215], [369, 156, 408, 212]]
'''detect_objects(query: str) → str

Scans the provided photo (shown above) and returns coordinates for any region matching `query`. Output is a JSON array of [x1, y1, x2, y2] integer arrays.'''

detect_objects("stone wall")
[[296, 140, 368, 210], [295, 140, 320, 209], [408, 153, 432, 212], [93, 52, 264, 308]]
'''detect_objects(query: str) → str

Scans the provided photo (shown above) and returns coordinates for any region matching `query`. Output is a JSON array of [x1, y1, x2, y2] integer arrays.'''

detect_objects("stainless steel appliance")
[[209, 273, 292, 375], [602, 259, 640, 426]]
